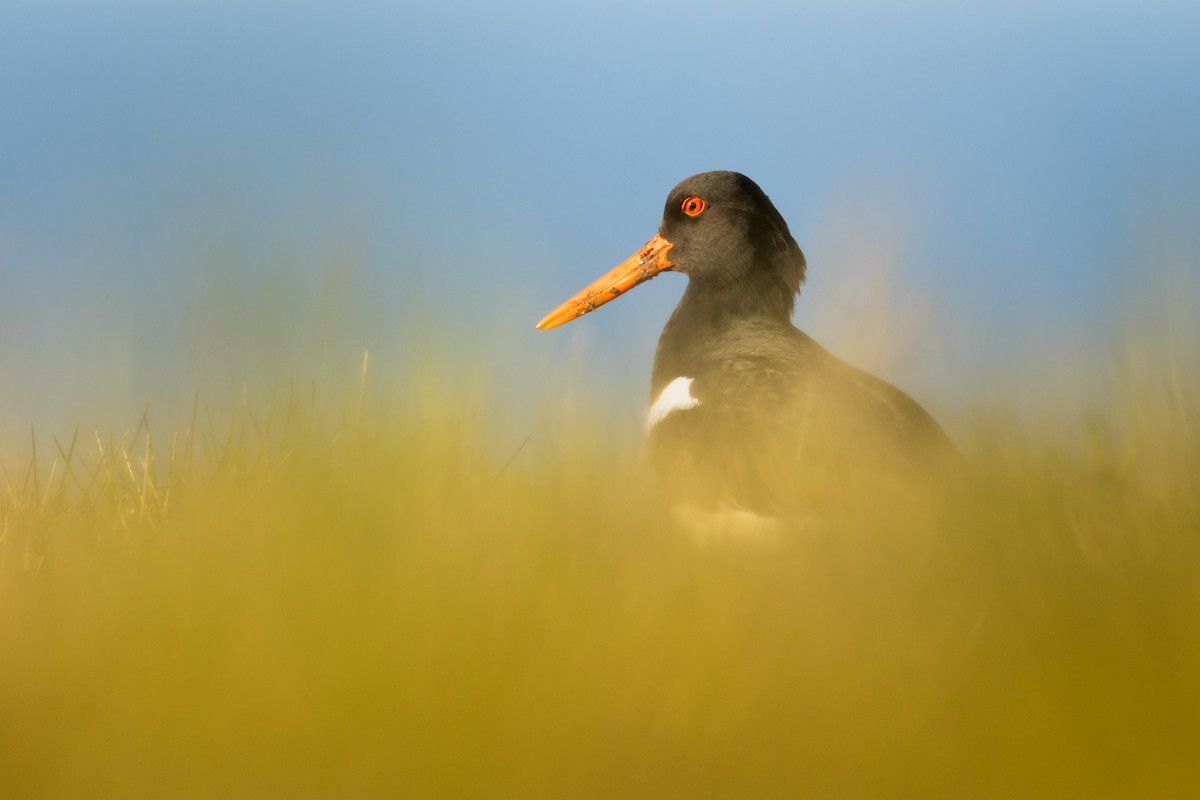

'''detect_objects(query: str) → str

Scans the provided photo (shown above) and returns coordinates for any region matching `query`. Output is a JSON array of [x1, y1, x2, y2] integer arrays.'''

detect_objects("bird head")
[[537, 171, 806, 330]]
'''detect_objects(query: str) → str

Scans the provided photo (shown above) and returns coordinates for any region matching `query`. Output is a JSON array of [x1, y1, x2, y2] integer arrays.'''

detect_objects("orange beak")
[[535, 234, 675, 330]]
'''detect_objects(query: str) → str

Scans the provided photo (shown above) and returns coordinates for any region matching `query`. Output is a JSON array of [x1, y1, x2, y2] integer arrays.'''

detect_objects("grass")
[[2, 315, 1199, 798]]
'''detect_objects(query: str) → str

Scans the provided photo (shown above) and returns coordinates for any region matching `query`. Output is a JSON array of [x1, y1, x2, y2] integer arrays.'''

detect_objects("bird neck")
[[651, 273, 796, 390], [672, 269, 795, 331]]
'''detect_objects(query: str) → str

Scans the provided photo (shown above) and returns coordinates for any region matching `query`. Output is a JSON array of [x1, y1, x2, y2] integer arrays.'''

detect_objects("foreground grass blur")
[[2, 320, 1199, 798]]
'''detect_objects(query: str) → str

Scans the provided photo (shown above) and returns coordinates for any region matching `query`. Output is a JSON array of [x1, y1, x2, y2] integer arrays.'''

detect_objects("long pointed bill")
[[536, 234, 675, 330]]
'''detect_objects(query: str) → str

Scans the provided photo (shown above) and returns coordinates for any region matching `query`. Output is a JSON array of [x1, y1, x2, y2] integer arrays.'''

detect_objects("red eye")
[[681, 196, 706, 217]]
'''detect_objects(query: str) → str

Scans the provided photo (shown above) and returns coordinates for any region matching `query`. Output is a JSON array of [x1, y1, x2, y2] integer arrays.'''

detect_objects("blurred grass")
[[2, 293, 1200, 798]]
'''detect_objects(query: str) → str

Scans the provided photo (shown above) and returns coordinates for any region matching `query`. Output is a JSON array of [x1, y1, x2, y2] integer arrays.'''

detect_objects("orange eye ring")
[[681, 196, 706, 217]]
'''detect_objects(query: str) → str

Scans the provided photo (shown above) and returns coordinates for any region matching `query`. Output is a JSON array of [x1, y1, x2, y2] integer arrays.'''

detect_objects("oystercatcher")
[[537, 171, 957, 523]]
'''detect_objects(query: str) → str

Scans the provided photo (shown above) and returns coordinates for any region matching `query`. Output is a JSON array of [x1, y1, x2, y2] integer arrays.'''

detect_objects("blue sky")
[[2, 1, 1198, 444]]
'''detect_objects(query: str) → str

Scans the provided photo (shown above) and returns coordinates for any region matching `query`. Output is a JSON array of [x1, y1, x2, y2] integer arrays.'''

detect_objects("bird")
[[536, 171, 958, 528]]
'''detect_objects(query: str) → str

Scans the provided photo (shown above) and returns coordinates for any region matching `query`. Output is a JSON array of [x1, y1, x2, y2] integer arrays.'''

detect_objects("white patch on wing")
[[647, 376, 700, 431]]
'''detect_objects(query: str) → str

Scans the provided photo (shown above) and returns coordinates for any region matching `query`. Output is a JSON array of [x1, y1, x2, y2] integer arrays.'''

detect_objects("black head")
[[536, 171, 806, 330], [659, 171, 806, 317]]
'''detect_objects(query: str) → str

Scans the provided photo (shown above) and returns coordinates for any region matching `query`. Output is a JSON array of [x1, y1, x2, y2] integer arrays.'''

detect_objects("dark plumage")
[[539, 171, 958, 520]]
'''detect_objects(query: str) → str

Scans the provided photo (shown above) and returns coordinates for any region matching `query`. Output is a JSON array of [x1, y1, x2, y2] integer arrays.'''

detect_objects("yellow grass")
[[2, 287, 1199, 798]]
